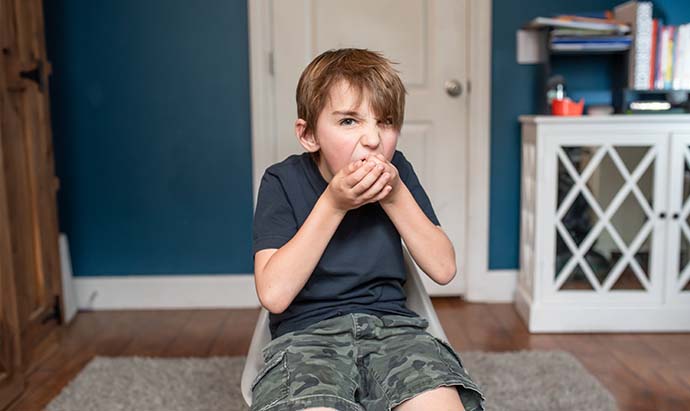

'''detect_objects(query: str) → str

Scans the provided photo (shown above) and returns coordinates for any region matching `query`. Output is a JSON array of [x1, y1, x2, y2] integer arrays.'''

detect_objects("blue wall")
[[488, 0, 690, 269], [44, 1, 689, 276], [44, 1, 254, 276]]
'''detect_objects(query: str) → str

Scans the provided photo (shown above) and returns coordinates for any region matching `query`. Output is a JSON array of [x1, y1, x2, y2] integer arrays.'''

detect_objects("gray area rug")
[[46, 350, 617, 411]]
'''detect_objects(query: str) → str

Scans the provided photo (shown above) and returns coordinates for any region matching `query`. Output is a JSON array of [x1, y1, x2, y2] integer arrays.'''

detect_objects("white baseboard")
[[58, 234, 79, 323], [464, 269, 518, 302], [74, 274, 260, 310], [73, 269, 517, 310]]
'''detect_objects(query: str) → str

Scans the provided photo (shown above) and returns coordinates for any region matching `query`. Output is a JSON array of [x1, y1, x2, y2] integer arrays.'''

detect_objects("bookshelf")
[[521, 2, 690, 116], [536, 36, 630, 114], [532, 32, 690, 115]]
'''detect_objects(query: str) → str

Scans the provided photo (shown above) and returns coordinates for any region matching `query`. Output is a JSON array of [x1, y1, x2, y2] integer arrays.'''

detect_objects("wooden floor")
[[8, 298, 690, 411]]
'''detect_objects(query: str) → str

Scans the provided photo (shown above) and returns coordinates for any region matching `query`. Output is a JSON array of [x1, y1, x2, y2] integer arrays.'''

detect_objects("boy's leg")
[[250, 314, 364, 411], [356, 314, 485, 411], [392, 386, 465, 411]]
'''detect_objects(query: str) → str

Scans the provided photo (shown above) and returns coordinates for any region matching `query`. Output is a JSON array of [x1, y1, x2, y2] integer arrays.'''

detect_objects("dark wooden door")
[[0, 124, 24, 411], [1, 2, 26, 408], [1, 0, 63, 401]]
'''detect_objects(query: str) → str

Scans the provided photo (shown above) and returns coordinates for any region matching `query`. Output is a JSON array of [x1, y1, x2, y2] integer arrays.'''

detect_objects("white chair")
[[240, 245, 449, 406]]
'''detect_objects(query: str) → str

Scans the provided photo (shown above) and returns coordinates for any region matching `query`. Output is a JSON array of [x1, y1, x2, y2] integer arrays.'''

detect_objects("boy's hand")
[[367, 153, 402, 205], [324, 156, 393, 212]]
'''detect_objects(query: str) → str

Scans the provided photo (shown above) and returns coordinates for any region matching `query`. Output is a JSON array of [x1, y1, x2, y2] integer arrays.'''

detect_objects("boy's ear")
[[295, 119, 320, 153]]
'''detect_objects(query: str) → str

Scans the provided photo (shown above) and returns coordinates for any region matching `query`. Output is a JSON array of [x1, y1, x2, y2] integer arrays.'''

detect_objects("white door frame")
[[248, 0, 515, 302]]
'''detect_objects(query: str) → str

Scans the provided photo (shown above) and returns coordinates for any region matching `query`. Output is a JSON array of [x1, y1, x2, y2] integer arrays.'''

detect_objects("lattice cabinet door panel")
[[666, 133, 690, 306], [542, 133, 668, 306]]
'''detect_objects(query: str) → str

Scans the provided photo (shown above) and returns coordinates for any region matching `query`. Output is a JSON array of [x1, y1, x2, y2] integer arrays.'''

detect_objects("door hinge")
[[268, 51, 274, 76]]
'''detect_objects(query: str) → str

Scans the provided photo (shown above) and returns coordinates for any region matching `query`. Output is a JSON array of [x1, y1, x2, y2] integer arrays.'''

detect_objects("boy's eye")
[[339, 118, 357, 126]]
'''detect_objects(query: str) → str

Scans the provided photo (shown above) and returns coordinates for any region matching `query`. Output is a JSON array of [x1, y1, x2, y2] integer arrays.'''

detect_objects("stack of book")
[[650, 22, 690, 90], [614, 1, 690, 91], [550, 30, 632, 52], [525, 13, 632, 52]]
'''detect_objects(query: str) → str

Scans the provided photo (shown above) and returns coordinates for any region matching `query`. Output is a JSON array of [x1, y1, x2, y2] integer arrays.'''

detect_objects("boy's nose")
[[360, 128, 381, 148]]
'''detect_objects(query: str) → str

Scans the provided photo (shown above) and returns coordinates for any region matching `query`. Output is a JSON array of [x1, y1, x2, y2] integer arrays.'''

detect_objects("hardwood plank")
[[433, 298, 477, 351], [119, 310, 193, 357], [162, 309, 230, 357], [208, 308, 260, 357]]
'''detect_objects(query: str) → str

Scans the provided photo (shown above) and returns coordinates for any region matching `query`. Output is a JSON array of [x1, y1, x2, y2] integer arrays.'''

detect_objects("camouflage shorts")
[[249, 312, 486, 411]]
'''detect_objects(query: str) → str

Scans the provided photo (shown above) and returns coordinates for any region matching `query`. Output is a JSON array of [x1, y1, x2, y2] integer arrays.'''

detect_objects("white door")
[[270, 0, 469, 295]]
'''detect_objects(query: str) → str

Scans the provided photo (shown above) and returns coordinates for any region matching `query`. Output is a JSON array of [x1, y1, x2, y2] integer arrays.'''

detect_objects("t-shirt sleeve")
[[252, 170, 298, 257], [395, 151, 441, 226]]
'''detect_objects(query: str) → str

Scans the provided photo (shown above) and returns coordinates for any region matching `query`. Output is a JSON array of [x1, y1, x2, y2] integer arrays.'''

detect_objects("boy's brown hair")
[[296, 48, 407, 161]]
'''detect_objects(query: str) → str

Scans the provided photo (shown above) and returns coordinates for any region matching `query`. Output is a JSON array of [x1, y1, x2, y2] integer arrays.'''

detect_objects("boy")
[[251, 48, 485, 411]]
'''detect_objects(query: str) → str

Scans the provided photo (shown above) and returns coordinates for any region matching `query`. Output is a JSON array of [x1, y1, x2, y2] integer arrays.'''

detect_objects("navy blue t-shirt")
[[252, 150, 441, 338]]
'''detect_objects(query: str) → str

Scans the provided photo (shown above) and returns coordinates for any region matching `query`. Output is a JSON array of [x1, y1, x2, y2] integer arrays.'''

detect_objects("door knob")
[[445, 79, 463, 97]]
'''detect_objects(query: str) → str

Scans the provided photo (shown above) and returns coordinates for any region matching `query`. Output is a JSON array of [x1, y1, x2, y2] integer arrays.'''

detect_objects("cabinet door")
[[665, 133, 690, 306], [542, 131, 668, 305], [3, 0, 63, 373]]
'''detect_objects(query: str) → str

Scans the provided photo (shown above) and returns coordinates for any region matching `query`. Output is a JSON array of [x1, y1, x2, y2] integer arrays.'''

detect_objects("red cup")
[[551, 98, 584, 116]]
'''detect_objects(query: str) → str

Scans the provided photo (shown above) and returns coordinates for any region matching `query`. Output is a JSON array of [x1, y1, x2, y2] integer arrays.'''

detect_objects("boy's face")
[[297, 80, 399, 182]]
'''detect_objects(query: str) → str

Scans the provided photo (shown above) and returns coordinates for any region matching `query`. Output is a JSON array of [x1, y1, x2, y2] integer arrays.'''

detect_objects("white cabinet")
[[517, 115, 690, 332]]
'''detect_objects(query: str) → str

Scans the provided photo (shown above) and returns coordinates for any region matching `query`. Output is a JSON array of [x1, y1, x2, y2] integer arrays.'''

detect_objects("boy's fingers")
[[368, 183, 393, 204], [346, 160, 376, 186], [343, 160, 363, 181], [352, 165, 385, 195], [360, 172, 390, 199], [378, 185, 393, 201]]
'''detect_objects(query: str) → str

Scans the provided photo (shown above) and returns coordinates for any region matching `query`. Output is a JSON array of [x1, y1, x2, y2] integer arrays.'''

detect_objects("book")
[[524, 16, 630, 33], [550, 43, 631, 52], [672, 24, 689, 90], [655, 22, 664, 89], [551, 28, 622, 36], [673, 25, 681, 90], [614, 1, 653, 90], [550, 35, 632, 43], [649, 19, 658, 90], [555, 11, 613, 20], [680, 23, 690, 90], [664, 26, 675, 89], [553, 14, 626, 26]]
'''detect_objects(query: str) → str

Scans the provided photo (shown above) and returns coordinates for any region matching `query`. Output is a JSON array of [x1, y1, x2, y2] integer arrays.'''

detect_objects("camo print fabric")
[[249, 313, 486, 411]]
